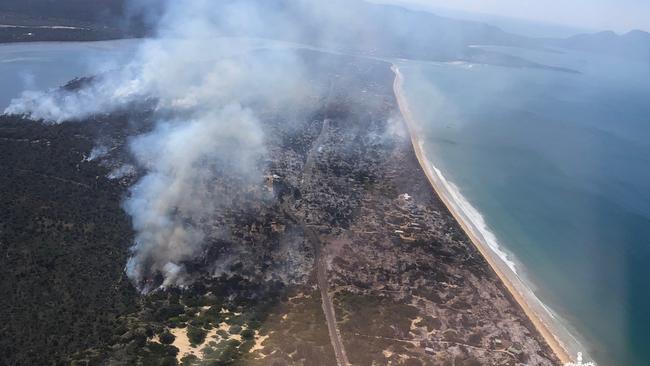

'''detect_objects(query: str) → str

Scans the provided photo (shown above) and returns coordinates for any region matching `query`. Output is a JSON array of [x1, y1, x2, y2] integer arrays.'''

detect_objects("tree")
[[240, 329, 254, 340], [186, 326, 207, 346], [159, 330, 175, 345]]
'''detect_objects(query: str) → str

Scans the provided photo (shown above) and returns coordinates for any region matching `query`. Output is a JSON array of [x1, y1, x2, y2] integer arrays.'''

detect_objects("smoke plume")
[[6, 0, 465, 289], [123, 104, 265, 287], [4, 0, 314, 289]]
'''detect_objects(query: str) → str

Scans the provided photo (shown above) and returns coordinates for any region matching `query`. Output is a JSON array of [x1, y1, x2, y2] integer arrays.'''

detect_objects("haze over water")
[[0, 40, 139, 110], [399, 47, 650, 365]]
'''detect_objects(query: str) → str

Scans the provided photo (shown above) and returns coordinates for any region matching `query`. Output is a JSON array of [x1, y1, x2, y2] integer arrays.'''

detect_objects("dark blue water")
[[400, 49, 650, 365]]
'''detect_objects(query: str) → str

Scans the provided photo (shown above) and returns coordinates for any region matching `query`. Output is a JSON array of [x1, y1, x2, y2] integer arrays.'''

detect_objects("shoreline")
[[391, 64, 577, 365]]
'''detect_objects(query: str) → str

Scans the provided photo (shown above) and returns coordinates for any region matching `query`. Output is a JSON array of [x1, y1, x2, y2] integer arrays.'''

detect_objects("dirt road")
[[299, 118, 351, 366]]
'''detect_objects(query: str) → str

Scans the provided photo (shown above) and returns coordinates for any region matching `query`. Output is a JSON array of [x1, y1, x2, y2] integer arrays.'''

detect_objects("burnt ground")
[[0, 49, 559, 366]]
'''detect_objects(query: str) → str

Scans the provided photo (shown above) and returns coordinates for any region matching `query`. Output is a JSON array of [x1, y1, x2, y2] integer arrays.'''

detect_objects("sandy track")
[[296, 118, 351, 366]]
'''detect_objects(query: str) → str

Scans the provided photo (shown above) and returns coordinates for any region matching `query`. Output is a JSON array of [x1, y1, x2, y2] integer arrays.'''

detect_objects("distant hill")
[[1, 0, 647, 64], [0, 0, 154, 42], [0, 0, 125, 24], [0, 0, 532, 56], [551, 30, 650, 62], [215, 0, 535, 61]]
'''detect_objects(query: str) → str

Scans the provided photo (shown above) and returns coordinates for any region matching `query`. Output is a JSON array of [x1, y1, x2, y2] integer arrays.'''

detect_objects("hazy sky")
[[375, 0, 650, 33]]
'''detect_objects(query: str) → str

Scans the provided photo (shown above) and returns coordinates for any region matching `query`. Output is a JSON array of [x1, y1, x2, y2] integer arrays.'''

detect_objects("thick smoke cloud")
[[7, 0, 447, 290], [4, 0, 314, 290], [124, 104, 265, 287]]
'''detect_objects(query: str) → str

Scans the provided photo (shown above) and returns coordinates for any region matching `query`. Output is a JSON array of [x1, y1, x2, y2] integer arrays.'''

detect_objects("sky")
[[373, 0, 650, 33]]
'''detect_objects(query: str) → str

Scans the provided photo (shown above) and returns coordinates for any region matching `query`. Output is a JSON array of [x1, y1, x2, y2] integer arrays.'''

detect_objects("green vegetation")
[[0, 116, 139, 365], [240, 329, 255, 340], [0, 116, 289, 365], [187, 326, 207, 346], [180, 354, 199, 366], [228, 325, 242, 335], [159, 330, 176, 345]]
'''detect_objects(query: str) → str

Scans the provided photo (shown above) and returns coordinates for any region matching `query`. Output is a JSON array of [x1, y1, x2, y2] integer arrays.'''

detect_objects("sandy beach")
[[392, 64, 578, 365]]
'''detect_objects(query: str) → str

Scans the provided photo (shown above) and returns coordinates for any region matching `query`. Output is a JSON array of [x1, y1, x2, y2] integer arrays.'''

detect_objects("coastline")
[[391, 64, 576, 365]]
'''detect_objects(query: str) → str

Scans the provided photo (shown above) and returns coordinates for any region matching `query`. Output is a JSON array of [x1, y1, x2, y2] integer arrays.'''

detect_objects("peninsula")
[[1, 49, 563, 365]]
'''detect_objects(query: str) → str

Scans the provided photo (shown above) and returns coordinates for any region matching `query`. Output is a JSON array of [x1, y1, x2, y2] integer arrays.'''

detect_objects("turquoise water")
[[400, 49, 650, 365]]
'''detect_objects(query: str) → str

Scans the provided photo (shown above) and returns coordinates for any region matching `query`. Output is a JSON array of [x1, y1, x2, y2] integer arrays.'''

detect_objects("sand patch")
[[170, 327, 218, 362], [251, 331, 270, 353], [410, 316, 423, 333]]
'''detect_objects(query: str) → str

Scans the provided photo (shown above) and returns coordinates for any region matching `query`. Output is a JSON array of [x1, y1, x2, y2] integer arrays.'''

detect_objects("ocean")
[[398, 47, 650, 365]]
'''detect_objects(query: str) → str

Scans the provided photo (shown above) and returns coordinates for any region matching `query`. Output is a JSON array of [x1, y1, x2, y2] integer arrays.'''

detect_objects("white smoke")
[[3, 0, 313, 289], [86, 145, 109, 162], [123, 104, 265, 287], [1, 0, 509, 291], [4, 37, 305, 123], [107, 164, 136, 180]]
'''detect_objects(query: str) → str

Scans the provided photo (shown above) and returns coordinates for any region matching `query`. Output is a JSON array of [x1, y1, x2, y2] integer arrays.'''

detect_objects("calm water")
[[400, 48, 650, 365], [0, 40, 139, 110]]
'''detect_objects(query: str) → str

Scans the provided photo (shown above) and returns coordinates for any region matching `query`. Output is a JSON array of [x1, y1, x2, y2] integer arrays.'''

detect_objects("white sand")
[[392, 64, 584, 364]]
